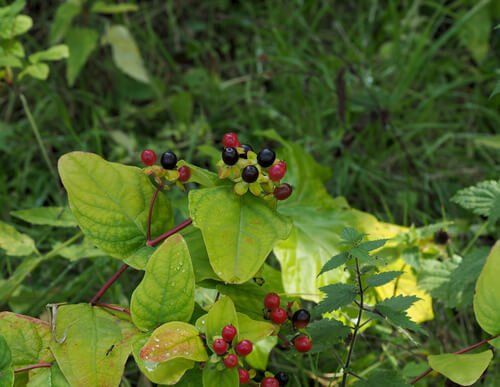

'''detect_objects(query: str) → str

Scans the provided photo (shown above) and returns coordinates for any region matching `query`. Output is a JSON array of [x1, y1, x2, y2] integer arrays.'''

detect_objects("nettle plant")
[[0, 132, 499, 386]]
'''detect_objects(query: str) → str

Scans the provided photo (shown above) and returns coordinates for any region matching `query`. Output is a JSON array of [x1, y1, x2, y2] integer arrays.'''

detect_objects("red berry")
[[268, 163, 286, 182], [270, 307, 288, 324], [294, 335, 312, 353], [264, 293, 280, 309], [277, 160, 287, 172], [235, 340, 253, 356], [238, 368, 250, 384], [141, 149, 157, 166], [222, 324, 237, 343], [212, 338, 228, 355], [223, 354, 238, 368], [262, 377, 279, 387], [178, 165, 191, 182], [273, 183, 293, 200], [222, 132, 240, 148]]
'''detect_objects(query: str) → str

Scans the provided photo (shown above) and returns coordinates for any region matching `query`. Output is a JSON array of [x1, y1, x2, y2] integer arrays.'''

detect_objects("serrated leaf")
[[11, 206, 76, 227], [341, 227, 365, 245], [474, 242, 500, 336], [202, 362, 238, 387], [428, 350, 493, 386], [0, 312, 52, 367], [66, 27, 98, 86], [375, 295, 422, 332], [206, 297, 238, 347], [315, 283, 357, 315], [27, 364, 69, 387], [0, 336, 14, 387], [355, 369, 409, 386], [132, 334, 194, 385], [58, 152, 173, 269], [18, 63, 49, 80], [103, 25, 149, 83], [319, 252, 349, 276], [366, 271, 403, 288], [49, 0, 82, 43], [29, 45, 68, 63], [0, 221, 35, 256], [189, 186, 292, 284], [418, 256, 460, 306], [452, 180, 500, 223], [91, 2, 138, 14], [131, 234, 195, 331], [50, 304, 139, 387], [358, 239, 388, 251], [306, 319, 350, 353], [139, 322, 207, 364]]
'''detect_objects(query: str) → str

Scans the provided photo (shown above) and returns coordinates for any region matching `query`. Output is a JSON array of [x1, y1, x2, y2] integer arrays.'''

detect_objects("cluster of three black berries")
[[140, 149, 191, 182], [222, 147, 277, 184]]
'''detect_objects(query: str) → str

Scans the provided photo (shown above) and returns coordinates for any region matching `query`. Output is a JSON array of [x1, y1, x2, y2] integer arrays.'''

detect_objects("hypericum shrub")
[[0, 132, 498, 386]]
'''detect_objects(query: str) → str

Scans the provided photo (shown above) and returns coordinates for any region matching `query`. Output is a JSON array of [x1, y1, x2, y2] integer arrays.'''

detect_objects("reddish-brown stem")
[[89, 264, 129, 305], [95, 302, 131, 315], [147, 218, 193, 247], [147, 183, 164, 241], [14, 362, 52, 373], [410, 334, 500, 384]]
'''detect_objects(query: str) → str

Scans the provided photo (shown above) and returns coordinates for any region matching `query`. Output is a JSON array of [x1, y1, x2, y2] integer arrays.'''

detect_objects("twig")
[[147, 218, 193, 247], [146, 183, 164, 241], [89, 264, 129, 305], [95, 303, 131, 315], [14, 362, 52, 373], [410, 333, 500, 384], [341, 257, 363, 387]]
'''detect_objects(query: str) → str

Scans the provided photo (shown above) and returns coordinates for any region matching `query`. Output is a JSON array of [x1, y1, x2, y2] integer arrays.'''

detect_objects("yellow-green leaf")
[[91, 1, 138, 14], [50, 304, 139, 387], [474, 241, 500, 336], [237, 313, 274, 343], [0, 221, 36, 256], [29, 45, 68, 63], [0, 335, 14, 387], [202, 362, 238, 387], [428, 350, 493, 386], [27, 364, 69, 387], [18, 63, 49, 80], [58, 152, 173, 269], [189, 186, 292, 284], [66, 27, 98, 86], [139, 322, 207, 364], [131, 234, 195, 331], [205, 297, 238, 347], [11, 207, 76, 227]]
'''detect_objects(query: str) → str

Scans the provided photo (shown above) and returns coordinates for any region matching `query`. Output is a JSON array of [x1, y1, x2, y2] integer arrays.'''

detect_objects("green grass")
[[1, 0, 499, 385]]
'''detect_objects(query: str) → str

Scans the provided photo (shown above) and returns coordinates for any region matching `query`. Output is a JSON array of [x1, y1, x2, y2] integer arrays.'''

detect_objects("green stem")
[[20, 93, 59, 186], [341, 258, 364, 387]]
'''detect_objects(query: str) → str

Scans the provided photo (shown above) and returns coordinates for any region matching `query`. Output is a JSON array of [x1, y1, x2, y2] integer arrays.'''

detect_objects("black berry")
[[292, 309, 311, 329], [239, 144, 253, 159], [222, 147, 239, 166], [434, 230, 449, 245], [275, 371, 289, 386], [242, 165, 259, 183], [161, 151, 178, 169], [257, 148, 276, 167]]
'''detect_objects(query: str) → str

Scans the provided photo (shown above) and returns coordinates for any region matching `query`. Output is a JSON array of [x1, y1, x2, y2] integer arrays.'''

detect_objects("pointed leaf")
[[306, 319, 350, 354], [18, 63, 49, 80], [0, 221, 35, 256], [11, 207, 76, 227], [315, 284, 357, 315], [50, 304, 139, 387], [474, 242, 500, 336], [237, 313, 274, 343], [206, 297, 238, 346], [366, 271, 403, 288], [131, 234, 195, 331], [49, 0, 82, 43], [375, 295, 422, 332], [319, 252, 349, 276], [29, 45, 68, 63], [66, 27, 98, 86], [246, 336, 278, 371], [139, 322, 207, 364], [452, 180, 500, 223], [58, 152, 173, 269], [428, 350, 493, 386], [189, 186, 291, 284], [202, 362, 238, 387]]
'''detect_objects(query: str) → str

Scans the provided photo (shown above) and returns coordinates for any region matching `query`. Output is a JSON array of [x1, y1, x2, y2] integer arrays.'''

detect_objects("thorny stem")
[[410, 333, 500, 385], [14, 362, 52, 373], [341, 258, 363, 387]]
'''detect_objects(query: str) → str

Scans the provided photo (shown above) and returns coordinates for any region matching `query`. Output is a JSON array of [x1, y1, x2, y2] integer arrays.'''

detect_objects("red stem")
[[147, 218, 193, 247], [410, 334, 500, 384], [95, 302, 131, 315], [89, 264, 129, 305], [14, 362, 52, 373], [147, 183, 163, 241]]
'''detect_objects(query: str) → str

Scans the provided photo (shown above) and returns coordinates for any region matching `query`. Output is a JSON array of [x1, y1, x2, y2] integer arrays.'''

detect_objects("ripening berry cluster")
[[263, 293, 313, 353], [211, 324, 255, 384], [217, 132, 293, 201], [140, 149, 191, 188]]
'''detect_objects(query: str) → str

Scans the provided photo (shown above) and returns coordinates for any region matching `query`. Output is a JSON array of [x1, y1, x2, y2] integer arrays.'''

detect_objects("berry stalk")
[[14, 362, 52, 374]]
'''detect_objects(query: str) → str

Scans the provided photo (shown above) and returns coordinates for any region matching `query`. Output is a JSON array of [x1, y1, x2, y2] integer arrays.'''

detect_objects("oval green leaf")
[[50, 304, 139, 387], [11, 207, 76, 227], [474, 241, 500, 336], [131, 234, 195, 331], [428, 350, 493, 386], [189, 186, 292, 284], [139, 321, 207, 364], [58, 152, 173, 269], [0, 221, 36, 257], [205, 296, 238, 347], [237, 313, 275, 343], [0, 336, 14, 387]]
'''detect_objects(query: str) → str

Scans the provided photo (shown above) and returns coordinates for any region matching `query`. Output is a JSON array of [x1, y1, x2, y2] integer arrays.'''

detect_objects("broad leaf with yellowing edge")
[[131, 234, 195, 331], [58, 152, 173, 269]]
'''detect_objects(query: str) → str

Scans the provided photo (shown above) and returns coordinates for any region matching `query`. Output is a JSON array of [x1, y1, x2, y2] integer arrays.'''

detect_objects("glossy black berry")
[[275, 371, 289, 386], [239, 144, 253, 159], [242, 165, 259, 183], [257, 148, 276, 167], [292, 309, 311, 329], [222, 147, 239, 166], [434, 230, 449, 245], [161, 151, 178, 169]]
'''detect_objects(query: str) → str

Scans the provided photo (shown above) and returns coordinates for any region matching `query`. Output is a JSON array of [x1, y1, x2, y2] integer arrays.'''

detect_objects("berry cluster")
[[264, 293, 313, 353], [211, 325, 254, 384], [218, 133, 293, 201], [140, 149, 191, 188]]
